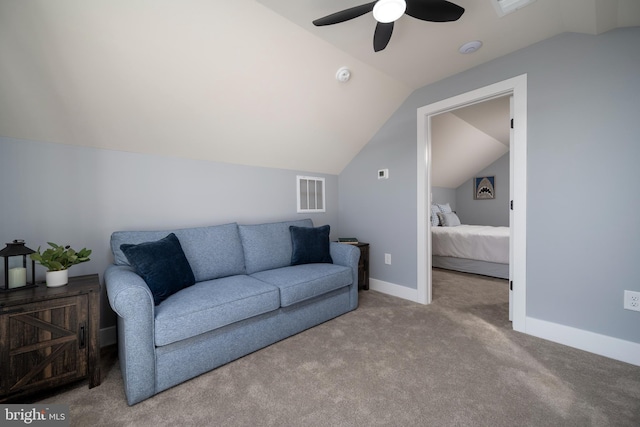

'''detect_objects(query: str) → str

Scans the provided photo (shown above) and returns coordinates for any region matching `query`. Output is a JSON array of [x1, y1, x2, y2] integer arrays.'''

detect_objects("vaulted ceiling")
[[432, 96, 510, 189], [259, 0, 640, 89], [1, 1, 638, 175]]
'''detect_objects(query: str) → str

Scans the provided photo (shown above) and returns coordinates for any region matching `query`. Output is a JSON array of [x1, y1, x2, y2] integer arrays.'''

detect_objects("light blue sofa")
[[105, 219, 359, 405]]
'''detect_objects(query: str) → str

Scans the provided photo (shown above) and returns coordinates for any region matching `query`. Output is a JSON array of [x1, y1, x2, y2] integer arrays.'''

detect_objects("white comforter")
[[432, 225, 509, 264]]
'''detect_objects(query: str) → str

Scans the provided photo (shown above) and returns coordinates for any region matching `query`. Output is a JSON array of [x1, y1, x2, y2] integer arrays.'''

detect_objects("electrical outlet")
[[624, 290, 640, 312], [384, 253, 391, 265]]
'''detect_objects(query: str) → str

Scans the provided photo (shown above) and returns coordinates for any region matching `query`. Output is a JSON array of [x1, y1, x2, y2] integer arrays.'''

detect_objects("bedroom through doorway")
[[416, 75, 528, 332], [429, 95, 511, 315]]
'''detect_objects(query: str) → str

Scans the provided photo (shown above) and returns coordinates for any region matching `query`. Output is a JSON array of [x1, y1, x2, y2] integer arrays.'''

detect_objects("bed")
[[431, 224, 509, 279]]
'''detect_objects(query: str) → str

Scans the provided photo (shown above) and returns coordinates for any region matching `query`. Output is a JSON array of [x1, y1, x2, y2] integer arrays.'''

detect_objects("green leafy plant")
[[30, 242, 92, 271]]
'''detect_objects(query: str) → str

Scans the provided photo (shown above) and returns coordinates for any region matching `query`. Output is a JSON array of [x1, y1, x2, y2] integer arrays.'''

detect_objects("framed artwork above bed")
[[474, 176, 495, 200]]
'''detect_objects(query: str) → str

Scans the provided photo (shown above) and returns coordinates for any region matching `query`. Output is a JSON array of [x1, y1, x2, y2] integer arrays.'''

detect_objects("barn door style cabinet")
[[0, 274, 101, 402]]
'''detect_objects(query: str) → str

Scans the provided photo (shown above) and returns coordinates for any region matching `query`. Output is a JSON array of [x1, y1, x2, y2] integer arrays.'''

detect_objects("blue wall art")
[[474, 176, 495, 200]]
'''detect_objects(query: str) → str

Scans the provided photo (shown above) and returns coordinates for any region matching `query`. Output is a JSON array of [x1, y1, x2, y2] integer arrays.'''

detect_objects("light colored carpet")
[[33, 268, 640, 426]]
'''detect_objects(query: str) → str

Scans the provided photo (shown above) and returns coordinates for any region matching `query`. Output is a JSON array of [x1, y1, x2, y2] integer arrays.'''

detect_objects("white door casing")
[[416, 74, 528, 332]]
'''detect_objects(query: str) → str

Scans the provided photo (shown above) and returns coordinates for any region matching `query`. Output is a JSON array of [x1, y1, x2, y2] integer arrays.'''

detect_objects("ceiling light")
[[373, 0, 407, 24], [459, 40, 482, 54]]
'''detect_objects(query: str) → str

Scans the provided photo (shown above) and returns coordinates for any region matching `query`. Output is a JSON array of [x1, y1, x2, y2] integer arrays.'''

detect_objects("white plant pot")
[[46, 269, 69, 287]]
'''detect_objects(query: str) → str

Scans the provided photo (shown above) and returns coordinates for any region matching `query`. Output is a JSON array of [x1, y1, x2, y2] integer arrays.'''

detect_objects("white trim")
[[416, 115, 431, 305], [417, 74, 528, 332], [369, 278, 419, 303], [526, 317, 640, 367], [100, 326, 117, 348]]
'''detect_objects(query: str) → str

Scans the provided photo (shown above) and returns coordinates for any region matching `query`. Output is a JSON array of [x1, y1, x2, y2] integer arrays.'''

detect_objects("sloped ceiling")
[[0, 1, 638, 175], [0, 1, 410, 175], [432, 96, 510, 189], [258, 0, 640, 88], [451, 97, 510, 148]]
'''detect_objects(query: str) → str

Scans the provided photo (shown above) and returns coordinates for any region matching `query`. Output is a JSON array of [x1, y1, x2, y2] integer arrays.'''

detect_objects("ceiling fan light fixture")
[[372, 0, 407, 24]]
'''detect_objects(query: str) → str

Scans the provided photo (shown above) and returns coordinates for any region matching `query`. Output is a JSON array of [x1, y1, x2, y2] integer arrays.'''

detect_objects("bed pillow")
[[120, 233, 196, 306], [437, 212, 461, 227], [436, 203, 453, 214], [430, 205, 441, 226], [290, 225, 333, 265]]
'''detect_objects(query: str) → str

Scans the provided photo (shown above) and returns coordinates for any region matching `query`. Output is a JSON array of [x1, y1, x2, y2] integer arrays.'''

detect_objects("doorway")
[[416, 75, 528, 332]]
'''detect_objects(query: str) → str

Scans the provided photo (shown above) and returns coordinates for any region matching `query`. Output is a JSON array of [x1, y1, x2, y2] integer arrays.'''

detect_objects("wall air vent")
[[491, 0, 536, 17], [297, 176, 326, 213]]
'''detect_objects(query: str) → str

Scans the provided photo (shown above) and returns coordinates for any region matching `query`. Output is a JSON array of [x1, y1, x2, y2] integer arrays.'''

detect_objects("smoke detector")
[[336, 67, 351, 83]]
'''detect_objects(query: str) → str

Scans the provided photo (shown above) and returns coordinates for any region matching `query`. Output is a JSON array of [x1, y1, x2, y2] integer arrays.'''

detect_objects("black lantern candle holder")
[[0, 239, 37, 292]]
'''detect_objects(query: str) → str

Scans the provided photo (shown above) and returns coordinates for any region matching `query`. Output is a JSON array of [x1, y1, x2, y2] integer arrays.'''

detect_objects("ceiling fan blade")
[[313, 2, 377, 26], [405, 0, 465, 22], [373, 22, 394, 52]]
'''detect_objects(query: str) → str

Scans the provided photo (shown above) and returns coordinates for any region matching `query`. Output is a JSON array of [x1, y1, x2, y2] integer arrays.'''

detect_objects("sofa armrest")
[[330, 242, 360, 310], [104, 264, 157, 405]]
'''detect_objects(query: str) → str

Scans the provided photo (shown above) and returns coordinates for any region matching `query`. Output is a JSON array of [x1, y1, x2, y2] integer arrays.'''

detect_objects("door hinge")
[[510, 118, 514, 129], [510, 200, 514, 210], [510, 281, 513, 291]]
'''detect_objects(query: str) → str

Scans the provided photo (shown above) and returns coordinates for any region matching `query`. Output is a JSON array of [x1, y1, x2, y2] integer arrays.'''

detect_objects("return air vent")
[[297, 176, 326, 213]]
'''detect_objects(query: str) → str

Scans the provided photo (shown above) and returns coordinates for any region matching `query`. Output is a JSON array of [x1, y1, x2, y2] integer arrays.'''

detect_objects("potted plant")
[[30, 243, 92, 287]]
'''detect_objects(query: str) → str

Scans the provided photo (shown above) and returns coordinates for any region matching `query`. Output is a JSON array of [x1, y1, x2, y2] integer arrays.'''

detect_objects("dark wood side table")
[[0, 274, 101, 402], [355, 243, 370, 290]]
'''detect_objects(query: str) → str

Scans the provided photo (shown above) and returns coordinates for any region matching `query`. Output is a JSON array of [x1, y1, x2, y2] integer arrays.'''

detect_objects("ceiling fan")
[[312, 0, 465, 52]]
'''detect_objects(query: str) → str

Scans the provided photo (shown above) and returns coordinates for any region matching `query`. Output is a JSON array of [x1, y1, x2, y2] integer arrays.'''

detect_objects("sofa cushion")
[[290, 225, 333, 265], [120, 233, 196, 306], [154, 275, 280, 346], [111, 223, 246, 282], [251, 263, 352, 307], [238, 219, 313, 275]]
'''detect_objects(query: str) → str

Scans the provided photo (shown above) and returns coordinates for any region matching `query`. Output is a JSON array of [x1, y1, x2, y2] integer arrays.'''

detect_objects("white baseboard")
[[367, 280, 640, 367], [369, 278, 419, 303], [526, 317, 640, 367], [100, 326, 117, 348]]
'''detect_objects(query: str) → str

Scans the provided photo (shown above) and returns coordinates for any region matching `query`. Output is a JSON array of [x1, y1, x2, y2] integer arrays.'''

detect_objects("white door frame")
[[416, 74, 528, 332]]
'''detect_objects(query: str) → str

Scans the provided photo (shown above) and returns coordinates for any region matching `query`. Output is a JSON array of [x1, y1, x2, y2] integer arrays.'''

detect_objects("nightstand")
[[355, 243, 369, 290], [0, 274, 101, 402]]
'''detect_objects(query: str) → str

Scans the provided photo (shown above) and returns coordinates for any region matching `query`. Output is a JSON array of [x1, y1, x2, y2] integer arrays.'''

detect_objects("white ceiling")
[[0, 1, 638, 175], [451, 97, 511, 147], [432, 96, 510, 189], [258, 0, 640, 89]]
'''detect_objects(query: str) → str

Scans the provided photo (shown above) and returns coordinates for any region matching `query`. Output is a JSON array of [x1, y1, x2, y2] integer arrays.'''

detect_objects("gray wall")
[[431, 187, 456, 211], [455, 153, 509, 226], [0, 137, 339, 329], [339, 27, 640, 343]]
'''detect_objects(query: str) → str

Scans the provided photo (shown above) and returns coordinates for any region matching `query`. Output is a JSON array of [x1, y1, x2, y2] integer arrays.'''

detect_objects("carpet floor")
[[33, 268, 640, 426]]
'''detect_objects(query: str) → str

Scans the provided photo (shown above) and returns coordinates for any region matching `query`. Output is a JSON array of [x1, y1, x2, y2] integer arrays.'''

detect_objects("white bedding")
[[432, 225, 509, 264]]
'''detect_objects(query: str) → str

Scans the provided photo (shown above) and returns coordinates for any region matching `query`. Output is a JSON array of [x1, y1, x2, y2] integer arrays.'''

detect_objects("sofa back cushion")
[[238, 219, 313, 274], [111, 223, 246, 282]]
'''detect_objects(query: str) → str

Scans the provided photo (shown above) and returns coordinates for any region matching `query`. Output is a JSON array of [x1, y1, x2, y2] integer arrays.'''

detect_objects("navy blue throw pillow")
[[290, 225, 333, 266], [120, 233, 195, 306]]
